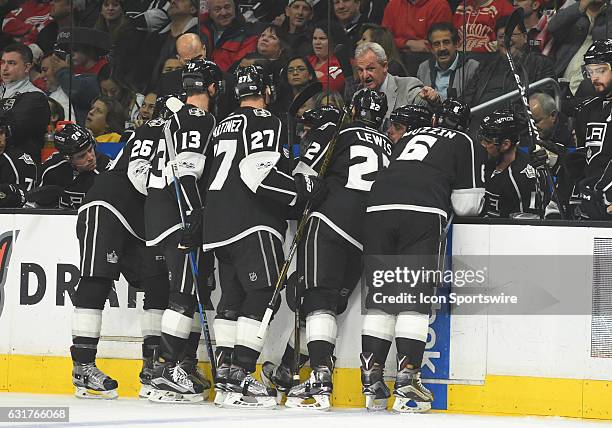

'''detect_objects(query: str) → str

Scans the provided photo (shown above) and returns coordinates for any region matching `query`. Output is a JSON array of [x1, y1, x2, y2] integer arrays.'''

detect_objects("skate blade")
[[222, 392, 277, 409], [392, 396, 432, 413], [214, 390, 227, 406], [139, 384, 153, 399], [148, 389, 204, 404], [75, 387, 118, 400], [285, 395, 330, 410], [365, 395, 388, 411]]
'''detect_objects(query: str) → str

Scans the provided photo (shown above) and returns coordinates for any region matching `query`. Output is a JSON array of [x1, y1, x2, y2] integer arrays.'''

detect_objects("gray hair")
[[355, 42, 387, 64], [529, 92, 557, 115]]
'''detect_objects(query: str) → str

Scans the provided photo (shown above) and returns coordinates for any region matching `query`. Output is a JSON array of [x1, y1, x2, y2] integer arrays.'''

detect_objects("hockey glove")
[[295, 173, 328, 207], [578, 177, 609, 220], [529, 146, 548, 169], [0, 183, 26, 208], [177, 208, 203, 251]]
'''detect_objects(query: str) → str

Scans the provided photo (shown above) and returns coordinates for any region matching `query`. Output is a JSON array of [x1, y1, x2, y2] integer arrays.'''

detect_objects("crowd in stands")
[[0, 0, 610, 219]]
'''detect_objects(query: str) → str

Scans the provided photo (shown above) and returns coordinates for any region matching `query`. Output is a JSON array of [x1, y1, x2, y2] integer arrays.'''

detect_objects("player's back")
[[368, 126, 484, 217], [203, 106, 288, 249]]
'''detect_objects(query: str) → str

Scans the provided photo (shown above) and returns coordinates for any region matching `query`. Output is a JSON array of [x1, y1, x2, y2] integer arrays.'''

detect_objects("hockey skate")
[[360, 352, 390, 411], [261, 361, 293, 393], [285, 365, 332, 410], [392, 355, 433, 413], [179, 358, 211, 399], [148, 359, 205, 403], [222, 365, 278, 409], [138, 356, 154, 399], [72, 361, 119, 399], [213, 349, 232, 406]]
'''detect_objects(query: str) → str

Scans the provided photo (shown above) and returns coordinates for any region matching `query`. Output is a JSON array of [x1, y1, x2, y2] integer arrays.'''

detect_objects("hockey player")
[[145, 58, 222, 403], [0, 116, 37, 208], [203, 64, 327, 409], [360, 98, 486, 413], [38, 124, 110, 209], [280, 89, 393, 410], [479, 109, 540, 218], [386, 105, 433, 145], [70, 98, 175, 399]]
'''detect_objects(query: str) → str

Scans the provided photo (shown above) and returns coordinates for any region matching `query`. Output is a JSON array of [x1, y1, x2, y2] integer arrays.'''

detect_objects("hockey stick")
[[503, 8, 566, 220], [162, 107, 217, 379], [256, 106, 348, 340]]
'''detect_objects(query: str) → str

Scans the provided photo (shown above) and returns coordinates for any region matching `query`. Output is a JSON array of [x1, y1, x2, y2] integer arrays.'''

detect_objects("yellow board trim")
[[2, 354, 612, 420]]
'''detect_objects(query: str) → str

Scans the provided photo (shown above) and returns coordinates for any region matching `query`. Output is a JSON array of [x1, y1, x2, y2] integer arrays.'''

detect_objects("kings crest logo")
[[2, 98, 15, 111], [0, 231, 17, 320], [585, 122, 607, 164], [521, 164, 537, 179]]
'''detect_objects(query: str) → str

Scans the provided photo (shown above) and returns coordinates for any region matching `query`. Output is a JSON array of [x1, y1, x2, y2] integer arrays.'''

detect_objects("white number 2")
[[209, 139, 237, 191], [347, 145, 387, 191]]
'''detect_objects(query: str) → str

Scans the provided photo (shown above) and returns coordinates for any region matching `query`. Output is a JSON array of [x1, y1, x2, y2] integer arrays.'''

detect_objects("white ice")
[[0, 393, 610, 428]]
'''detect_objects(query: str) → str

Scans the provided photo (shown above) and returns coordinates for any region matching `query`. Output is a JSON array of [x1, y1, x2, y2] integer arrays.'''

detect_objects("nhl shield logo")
[[249, 272, 257, 282]]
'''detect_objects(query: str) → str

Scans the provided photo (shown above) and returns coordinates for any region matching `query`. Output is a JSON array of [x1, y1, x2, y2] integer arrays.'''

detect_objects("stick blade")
[[504, 8, 525, 50], [288, 81, 323, 117]]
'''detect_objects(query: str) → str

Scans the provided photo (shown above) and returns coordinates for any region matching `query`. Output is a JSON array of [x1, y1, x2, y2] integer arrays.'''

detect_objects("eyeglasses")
[[288, 66, 308, 74], [583, 63, 611, 79]]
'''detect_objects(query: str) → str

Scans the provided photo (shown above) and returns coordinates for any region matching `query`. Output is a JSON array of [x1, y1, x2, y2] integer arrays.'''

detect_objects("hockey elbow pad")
[[165, 152, 206, 183], [127, 159, 151, 196], [451, 188, 485, 216], [239, 151, 281, 193]]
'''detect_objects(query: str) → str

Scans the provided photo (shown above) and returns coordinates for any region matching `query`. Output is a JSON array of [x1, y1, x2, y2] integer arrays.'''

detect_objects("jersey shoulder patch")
[[253, 108, 271, 117], [18, 153, 35, 165], [520, 164, 536, 179], [146, 117, 166, 127], [188, 107, 207, 117]]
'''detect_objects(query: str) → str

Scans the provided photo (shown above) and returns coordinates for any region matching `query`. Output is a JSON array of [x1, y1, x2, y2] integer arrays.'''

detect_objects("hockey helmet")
[[390, 104, 433, 131], [54, 123, 95, 158], [301, 105, 342, 128], [350, 88, 388, 129], [154, 93, 187, 119], [437, 98, 470, 131], [584, 39, 612, 66], [182, 58, 224, 96], [478, 108, 521, 144], [234, 64, 273, 100]]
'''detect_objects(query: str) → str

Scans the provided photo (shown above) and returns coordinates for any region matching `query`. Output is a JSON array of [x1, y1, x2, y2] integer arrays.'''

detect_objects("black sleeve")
[[5, 92, 50, 159]]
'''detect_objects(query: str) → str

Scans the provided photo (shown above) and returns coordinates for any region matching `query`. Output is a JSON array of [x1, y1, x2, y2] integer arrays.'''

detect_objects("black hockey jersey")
[[0, 147, 37, 190], [484, 151, 538, 218], [39, 150, 111, 209], [144, 103, 215, 245], [367, 126, 486, 219], [296, 121, 392, 250], [203, 106, 295, 249], [575, 97, 612, 180], [81, 118, 166, 239]]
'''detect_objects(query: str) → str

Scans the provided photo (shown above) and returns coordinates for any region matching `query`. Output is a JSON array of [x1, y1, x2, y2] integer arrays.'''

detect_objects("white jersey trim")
[[78, 201, 145, 241], [40, 157, 68, 185], [146, 223, 182, 246], [202, 225, 284, 251], [309, 212, 363, 251], [366, 204, 448, 220]]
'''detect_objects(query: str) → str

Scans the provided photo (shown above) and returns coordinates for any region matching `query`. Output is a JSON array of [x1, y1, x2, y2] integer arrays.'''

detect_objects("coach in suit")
[[351, 42, 439, 131]]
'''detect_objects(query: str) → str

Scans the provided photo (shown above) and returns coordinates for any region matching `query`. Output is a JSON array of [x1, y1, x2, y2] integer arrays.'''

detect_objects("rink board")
[[1, 211, 612, 419]]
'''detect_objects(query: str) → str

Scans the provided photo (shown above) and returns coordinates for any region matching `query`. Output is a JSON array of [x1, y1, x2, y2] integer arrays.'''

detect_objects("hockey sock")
[[141, 309, 163, 358], [234, 316, 265, 373], [281, 334, 309, 368], [71, 308, 102, 363], [362, 313, 395, 364], [306, 311, 337, 367], [395, 312, 429, 368], [159, 309, 192, 362]]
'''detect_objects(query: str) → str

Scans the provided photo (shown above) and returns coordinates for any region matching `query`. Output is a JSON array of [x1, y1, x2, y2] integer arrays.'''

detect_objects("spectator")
[[40, 52, 75, 120], [0, 116, 37, 208], [548, 0, 612, 93], [200, 0, 258, 71], [156, 32, 206, 96], [463, 16, 555, 111], [48, 97, 65, 130], [417, 22, 479, 100], [278, 0, 314, 57], [334, 0, 367, 49], [352, 42, 431, 130], [95, 0, 131, 45], [36, 0, 99, 53], [359, 0, 388, 24], [357, 23, 407, 76], [97, 63, 144, 124], [275, 54, 318, 111], [382, 0, 452, 76], [162, 57, 183, 73], [0, 43, 50, 162], [453, 0, 514, 61], [256, 25, 288, 62], [133, 91, 156, 128], [308, 21, 349, 93], [85, 97, 126, 143], [2, 0, 52, 46]]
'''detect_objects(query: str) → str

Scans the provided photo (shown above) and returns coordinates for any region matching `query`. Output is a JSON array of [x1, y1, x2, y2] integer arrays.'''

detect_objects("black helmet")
[[478, 108, 521, 144], [350, 88, 387, 129], [234, 64, 272, 100], [154, 93, 187, 119], [437, 98, 470, 131], [182, 58, 224, 96], [54, 123, 95, 157], [584, 39, 612, 66], [390, 104, 432, 131], [301, 105, 342, 128]]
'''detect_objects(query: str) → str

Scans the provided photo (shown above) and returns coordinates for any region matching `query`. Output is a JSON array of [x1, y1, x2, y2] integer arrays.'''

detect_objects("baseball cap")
[[287, 0, 313, 8]]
